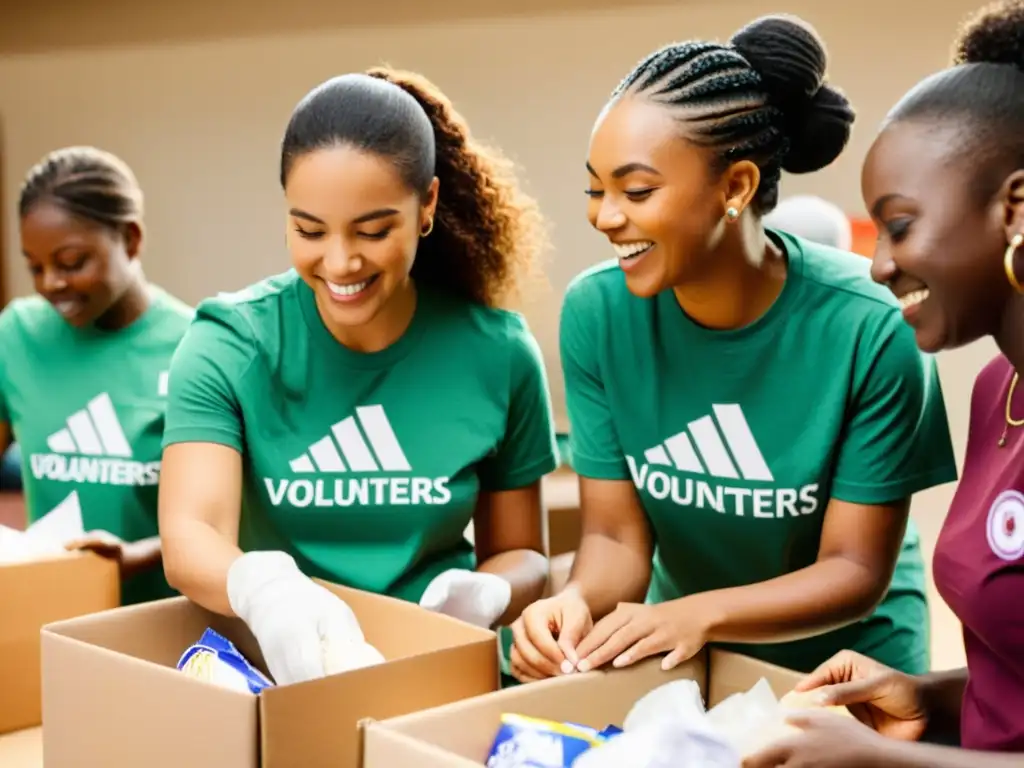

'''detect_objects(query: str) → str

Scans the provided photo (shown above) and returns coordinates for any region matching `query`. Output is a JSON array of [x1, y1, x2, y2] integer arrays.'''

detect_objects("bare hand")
[[65, 531, 147, 579], [574, 598, 709, 673], [510, 589, 592, 681], [742, 709, 886, 768], [789, 650, 929, 742]]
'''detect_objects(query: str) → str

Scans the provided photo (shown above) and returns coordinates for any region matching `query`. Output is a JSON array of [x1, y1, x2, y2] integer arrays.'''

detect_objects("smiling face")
[[20, 201, 140, 328], [862, 119, 1021, 353], [284, 145, 438, 339], [585, 96, 733, 298]]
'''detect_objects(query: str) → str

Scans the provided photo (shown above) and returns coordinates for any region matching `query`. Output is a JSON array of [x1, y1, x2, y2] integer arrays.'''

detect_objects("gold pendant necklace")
[[999, 372, 1024, 447]]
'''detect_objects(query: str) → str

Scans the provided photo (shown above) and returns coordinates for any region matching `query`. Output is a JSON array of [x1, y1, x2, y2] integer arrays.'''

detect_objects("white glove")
[[418, 568, 511, 628], [227, 551, 385, 686]]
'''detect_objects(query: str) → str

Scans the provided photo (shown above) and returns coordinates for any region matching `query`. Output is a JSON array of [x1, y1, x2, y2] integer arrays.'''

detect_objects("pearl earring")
[[726, 206, 739, 221]]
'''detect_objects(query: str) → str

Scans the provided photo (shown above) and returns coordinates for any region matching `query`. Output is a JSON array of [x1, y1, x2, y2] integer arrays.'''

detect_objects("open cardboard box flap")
[[42, 581, 499, 768], [0, 550, 118, 734], [362, 648, 804, 767]]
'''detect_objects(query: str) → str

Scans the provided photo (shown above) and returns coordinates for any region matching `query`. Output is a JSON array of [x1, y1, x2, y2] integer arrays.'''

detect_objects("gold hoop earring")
[[420, 219, 434, 238], [726, 206, 739, 221], [1005, 233, 1024, 293]]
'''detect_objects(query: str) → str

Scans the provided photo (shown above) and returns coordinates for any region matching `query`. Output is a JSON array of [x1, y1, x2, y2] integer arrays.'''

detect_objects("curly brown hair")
[[280, 67, 549, 309]]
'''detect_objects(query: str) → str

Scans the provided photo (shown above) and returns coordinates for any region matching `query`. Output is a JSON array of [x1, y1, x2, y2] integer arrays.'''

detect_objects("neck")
[[995, 295, 1024, 375], [321, 278, 418, 353], [94, 276, 150, 332], [672, 226, 786, 330]]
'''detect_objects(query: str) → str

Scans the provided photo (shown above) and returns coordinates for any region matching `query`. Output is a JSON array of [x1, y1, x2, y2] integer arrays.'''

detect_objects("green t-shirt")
[[0, 287, 193, 605], [560, 231, 957, 674], [162, 271, 558, 604]]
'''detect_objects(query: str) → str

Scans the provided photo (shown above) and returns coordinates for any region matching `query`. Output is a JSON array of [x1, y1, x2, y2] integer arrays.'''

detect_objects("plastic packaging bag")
[[177, 628, 274, 694], [484, 714, 616, 767]]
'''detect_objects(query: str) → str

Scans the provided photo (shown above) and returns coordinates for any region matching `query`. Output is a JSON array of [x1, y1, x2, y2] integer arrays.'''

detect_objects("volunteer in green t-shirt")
[[159, 68, 558, 687], [511, 16, 958, 681], [0, 146, 193, 605]]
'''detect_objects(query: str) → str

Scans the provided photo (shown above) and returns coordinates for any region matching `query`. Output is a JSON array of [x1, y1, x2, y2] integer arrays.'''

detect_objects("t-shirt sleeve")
[[478, 314, 559, 492], [560, 279, 628, 480], [161, 298, 255, 453], [831, 313, 958, 504], [0, 306, 14, 424], [475, 313, 557, 493]]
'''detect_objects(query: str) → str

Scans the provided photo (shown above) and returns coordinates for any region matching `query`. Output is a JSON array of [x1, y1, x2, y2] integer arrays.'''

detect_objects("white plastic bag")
[[623, 679, 706, 732], [581, 676, 841, 766], [0, 491, 85, 564], [574, 717, 741, 768]]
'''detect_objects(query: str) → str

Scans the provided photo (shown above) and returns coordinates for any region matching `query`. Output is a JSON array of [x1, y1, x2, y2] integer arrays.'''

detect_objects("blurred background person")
[[764, 193, 854, 251], [0, 146, 192, 604]]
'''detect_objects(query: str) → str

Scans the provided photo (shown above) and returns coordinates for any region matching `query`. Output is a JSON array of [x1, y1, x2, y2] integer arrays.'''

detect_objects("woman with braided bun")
[[745, 3, 1024, 766], [511, 15, 956, 684], [158, 68, 558, 687]]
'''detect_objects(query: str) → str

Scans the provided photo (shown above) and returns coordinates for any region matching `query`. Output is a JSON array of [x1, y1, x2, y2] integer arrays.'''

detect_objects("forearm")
[[564, 532, 651, 619], [919, 667, 968, 732], [161, 518, 243, 616], [874, 739, 1020, 768], [695, 555, 883, 644], [477, 548, 548, 626]]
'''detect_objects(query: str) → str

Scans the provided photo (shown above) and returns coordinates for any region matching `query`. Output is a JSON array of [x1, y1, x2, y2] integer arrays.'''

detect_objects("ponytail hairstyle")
[[280, 68, 548, 308], [19, 146, 143, 234], [609, 15, 855, 214], [883, 0, 1024, 203]]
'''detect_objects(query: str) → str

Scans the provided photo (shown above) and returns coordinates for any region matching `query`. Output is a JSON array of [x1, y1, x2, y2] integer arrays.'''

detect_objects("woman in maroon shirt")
[[744, 2, 1024, 767]]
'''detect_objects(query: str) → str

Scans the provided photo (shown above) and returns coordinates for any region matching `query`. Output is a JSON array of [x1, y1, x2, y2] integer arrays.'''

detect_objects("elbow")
[[160, 533, 187, 595], [832, 557, 892, 622], [159, 520, 196, 596]]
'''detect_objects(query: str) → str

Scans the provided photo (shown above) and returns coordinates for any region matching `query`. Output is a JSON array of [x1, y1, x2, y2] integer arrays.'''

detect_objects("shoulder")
[[0, 295, 65, 340], [563, 259, 630, 315], [782, 231, 899, 316], [145, 285, 195, 337], [432, 290, 543, 363], [780, 231, 908, 346], [190, 269, 301, 342], [974, 354, 1013, 398], [148, 285, 194, 321]]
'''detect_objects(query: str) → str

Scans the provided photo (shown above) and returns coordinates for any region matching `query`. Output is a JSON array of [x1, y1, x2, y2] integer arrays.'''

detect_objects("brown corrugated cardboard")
[[41, 582, 499, 768], [362, 648, 804, 766], [543, 469, 581, 558], [0, 551, 119, 734], [0, 726, 42, 768]]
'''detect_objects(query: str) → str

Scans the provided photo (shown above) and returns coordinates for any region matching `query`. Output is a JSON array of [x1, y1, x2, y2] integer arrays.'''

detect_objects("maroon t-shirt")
[[934, 354, 1024, 753]]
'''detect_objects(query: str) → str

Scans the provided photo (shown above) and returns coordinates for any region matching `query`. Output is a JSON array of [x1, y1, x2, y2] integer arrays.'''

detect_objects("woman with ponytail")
[[158, 69, 557, 686]]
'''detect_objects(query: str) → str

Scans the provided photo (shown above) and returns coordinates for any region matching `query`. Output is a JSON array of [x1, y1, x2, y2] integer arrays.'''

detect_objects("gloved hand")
[[227, 551, 385, 686], [419, 568, 512, 628]]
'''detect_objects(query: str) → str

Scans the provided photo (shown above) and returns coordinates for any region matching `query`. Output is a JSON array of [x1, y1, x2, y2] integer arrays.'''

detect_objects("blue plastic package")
[[176, 627, 274, 694], [485, 713, 619, 767]]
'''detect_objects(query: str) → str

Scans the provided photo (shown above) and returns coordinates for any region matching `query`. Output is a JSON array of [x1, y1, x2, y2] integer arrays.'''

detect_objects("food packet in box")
[[485, 713, 616, 767], [177, 627, 274, 694]]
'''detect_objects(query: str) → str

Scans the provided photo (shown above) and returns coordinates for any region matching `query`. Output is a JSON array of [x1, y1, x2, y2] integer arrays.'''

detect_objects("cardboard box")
[[362, 648, 804, 766], [0, 551, 118, 733], [41, 583, 499, 768], [543, 470, 581, 558]]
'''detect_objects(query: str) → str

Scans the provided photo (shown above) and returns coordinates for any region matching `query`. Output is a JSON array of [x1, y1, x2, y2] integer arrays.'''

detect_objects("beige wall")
[[1, 0, 990, 668]]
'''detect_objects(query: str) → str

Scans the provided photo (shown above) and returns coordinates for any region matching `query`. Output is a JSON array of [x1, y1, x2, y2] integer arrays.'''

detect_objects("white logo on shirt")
[[627, 404, 820, 518], [986, 489, 1024, 562], [264, 404, 451, 509], [29, 393, 160, 486]]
